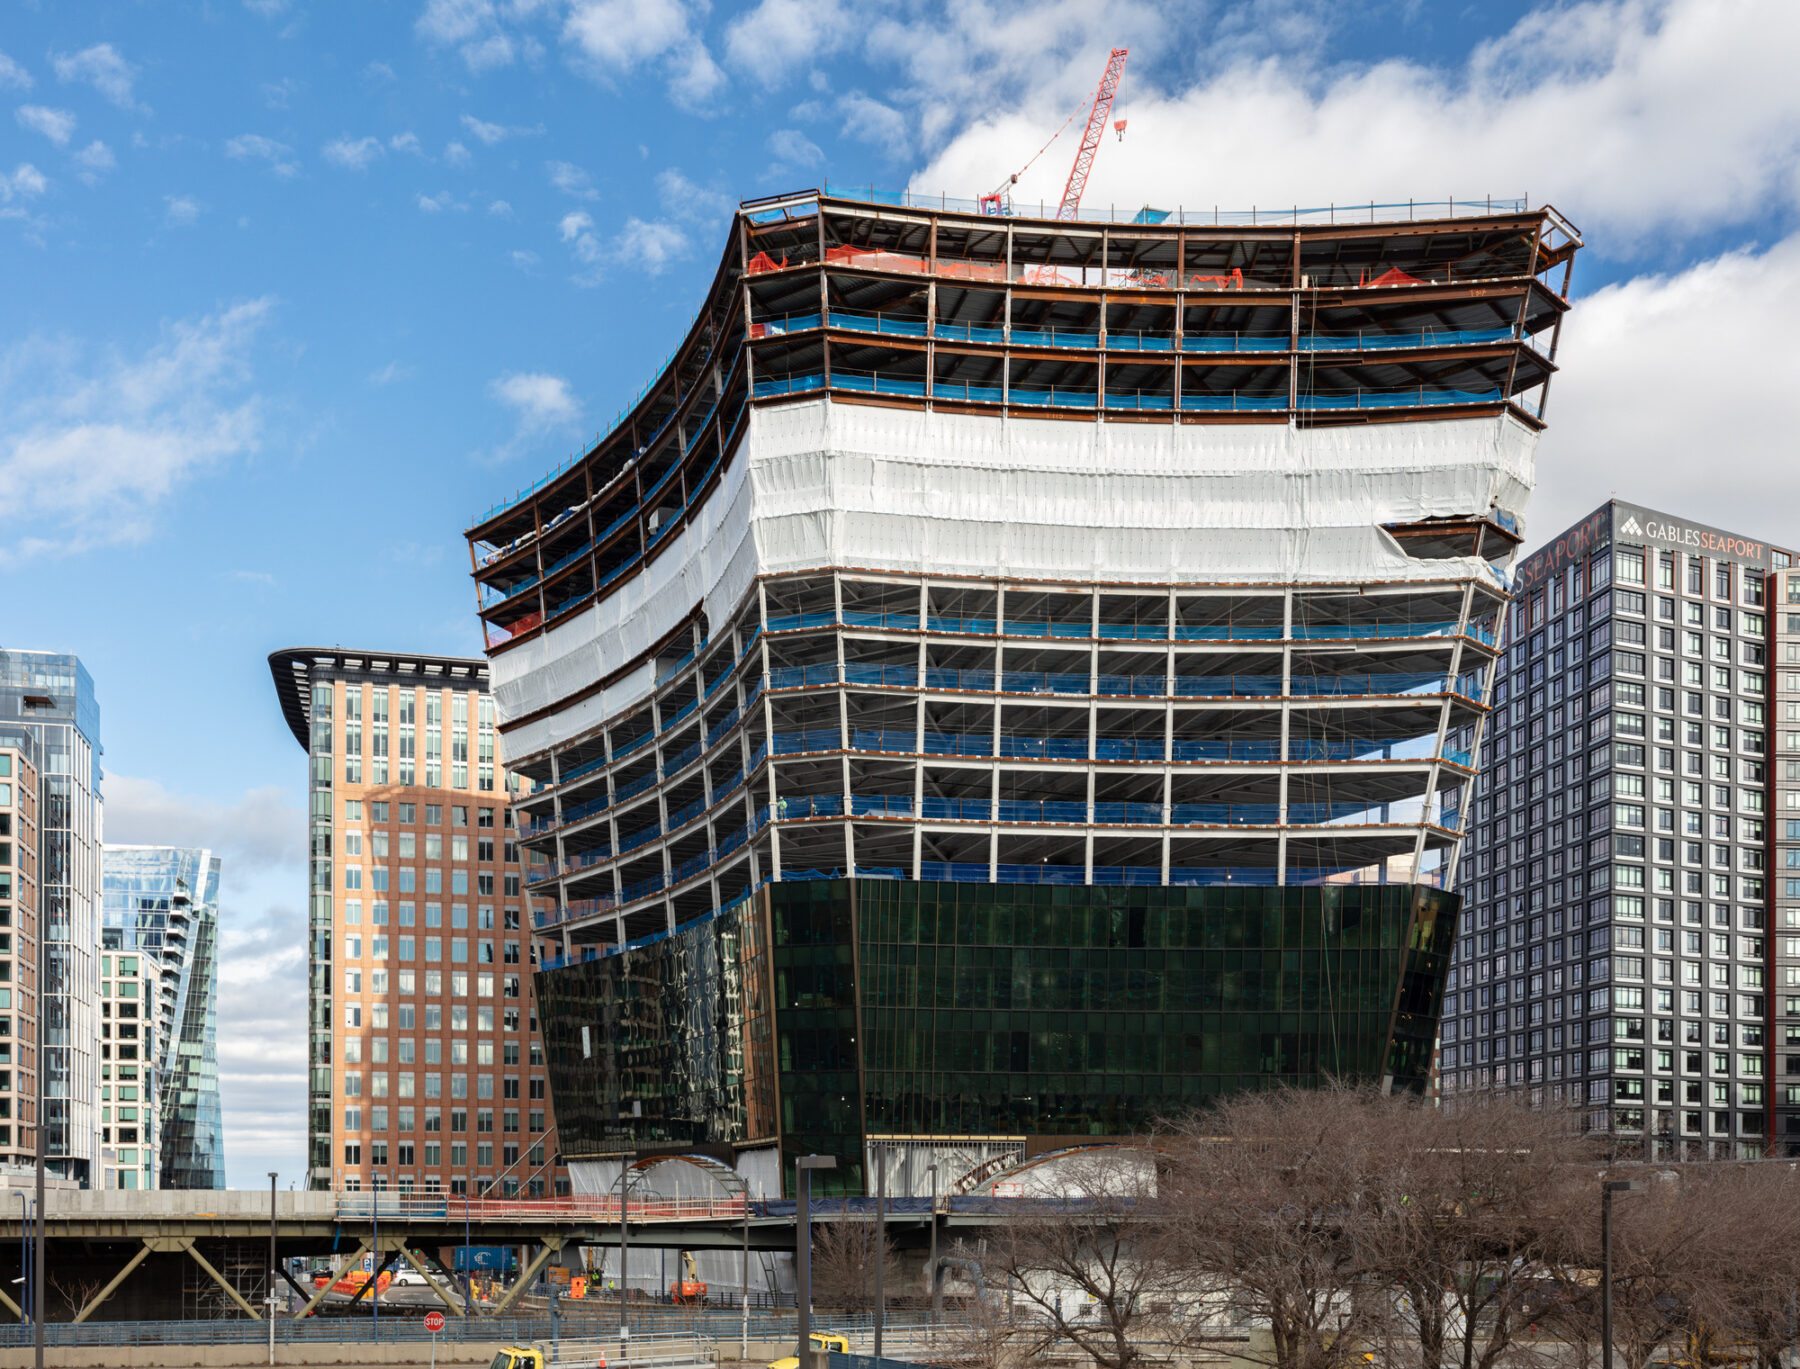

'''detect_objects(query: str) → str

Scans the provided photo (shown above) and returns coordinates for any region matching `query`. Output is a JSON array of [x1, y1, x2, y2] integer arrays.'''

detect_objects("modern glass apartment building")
[[270, 648, 566, 1195], [0, 650, 101, 1186], [102, 845, 225, 1189], [1443, 502, 1787, 1158], [468, 189, 1582, 1194]]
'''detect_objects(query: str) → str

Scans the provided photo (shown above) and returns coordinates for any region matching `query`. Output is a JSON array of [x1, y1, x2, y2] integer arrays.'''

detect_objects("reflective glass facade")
[[102, 845, 225, 1189], [0, 650, 101, 1186], [538, 878, 1456, 1194]]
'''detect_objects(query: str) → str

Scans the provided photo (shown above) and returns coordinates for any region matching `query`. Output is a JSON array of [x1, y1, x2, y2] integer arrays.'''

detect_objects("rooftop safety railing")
[[824, 183, 1530, 227]]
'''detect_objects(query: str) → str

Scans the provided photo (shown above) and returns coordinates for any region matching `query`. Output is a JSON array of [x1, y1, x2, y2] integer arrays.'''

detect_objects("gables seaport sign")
[[1515, 502, 1771, 593]]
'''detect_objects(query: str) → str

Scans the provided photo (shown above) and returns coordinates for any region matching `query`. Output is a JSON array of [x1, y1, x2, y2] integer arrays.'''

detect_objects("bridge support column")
[[294, 1239, 369, 1319], [489, 1236, 563, 1317], [178, 1237, 264, 1320], [393, 1239, 465, 1318], [72, 1240, 156, 1323]]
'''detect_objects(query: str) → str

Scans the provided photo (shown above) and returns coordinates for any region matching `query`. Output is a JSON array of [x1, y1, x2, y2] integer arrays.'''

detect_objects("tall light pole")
[[267, 1172, 278, 1366], [795, 1155, 835, 1369], [740, 1179, 751, 1363], [616, 1164, 643, 1349], [13, 1192, 27, 1328], [924, 1162, 940, 1338], [1601, 1179, 1645, 1369], [872, 1146, 885, 1361]]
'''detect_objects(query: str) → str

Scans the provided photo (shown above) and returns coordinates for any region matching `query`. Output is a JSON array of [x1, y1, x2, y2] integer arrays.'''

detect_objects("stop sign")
[[424, 1311, 446, 1333]]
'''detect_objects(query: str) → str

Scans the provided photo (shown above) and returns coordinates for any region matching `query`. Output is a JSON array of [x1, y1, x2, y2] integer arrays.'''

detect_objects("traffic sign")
[[424, 1311, 446, 1333]]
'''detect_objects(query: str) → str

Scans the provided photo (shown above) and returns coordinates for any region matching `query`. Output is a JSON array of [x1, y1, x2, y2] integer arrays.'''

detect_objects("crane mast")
[[1056, 47, 1128, 220], [977, 46, 1129, 218]]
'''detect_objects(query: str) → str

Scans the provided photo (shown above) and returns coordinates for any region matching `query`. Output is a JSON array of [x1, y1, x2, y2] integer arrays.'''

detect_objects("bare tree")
[[48, 1269, 107, 1321], [1361, 1092, 1593, 1369], [809, 1217, 904, 1313], [1674, 1164, 1800, 1369], [1164, 1083, 1401, 1369], [1539, 1172, 1735, 1369], [950, 1149, 1184, 1369]]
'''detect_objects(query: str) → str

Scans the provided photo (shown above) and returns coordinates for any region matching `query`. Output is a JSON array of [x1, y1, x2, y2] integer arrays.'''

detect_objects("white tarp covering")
[[495, 400, 1536, 759]]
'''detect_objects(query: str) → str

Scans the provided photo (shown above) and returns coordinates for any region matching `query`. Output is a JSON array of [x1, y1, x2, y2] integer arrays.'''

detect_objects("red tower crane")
[[977, 47, 1129, 218], [1056, 47, 1128, 221]]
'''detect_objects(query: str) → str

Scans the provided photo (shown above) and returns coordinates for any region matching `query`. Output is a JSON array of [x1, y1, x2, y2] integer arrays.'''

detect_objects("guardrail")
[[0, 1313, 946, 1350]]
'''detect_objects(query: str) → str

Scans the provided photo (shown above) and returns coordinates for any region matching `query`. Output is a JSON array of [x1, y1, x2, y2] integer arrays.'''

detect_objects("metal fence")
[[0, 1309, 942, 1350]]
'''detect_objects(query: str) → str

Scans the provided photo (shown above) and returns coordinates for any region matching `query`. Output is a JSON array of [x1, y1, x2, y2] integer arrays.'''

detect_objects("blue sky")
[[4, 0, 1799, 1188]]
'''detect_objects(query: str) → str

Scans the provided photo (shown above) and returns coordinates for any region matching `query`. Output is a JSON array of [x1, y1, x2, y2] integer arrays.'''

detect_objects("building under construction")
[[467, 186, 1581, 1196]]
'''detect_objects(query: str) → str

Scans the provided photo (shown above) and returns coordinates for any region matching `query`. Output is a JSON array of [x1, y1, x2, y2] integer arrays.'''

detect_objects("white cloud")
[[262, 76, 303, 109], [562, 0, 722, 109], [461, 113, 507, 144], [664, 39, 725, 110], [492, 370, 578, 426], [557, 209, 592, 240], [72, 139, 114, 184], [488, 370, 580, 459], [839, 92, 909, 159], [0, 298, 271, 556], [444, 139, 472, 167], [51, 43, 140, 112], [616, 216, 688, 273], [104, 774, 305, 873], [322, 135, 385, 170], [389, 130, 423, 155], [367, 360, 412, 385], [417, 0, 522, 72], [910, 0, 1800, 248], [163, 194, 201, 226], [725, 0, 851, 85], [224, 133, 299, 178], [562, 0, 688, 70], [0, 52, 33, 92], [547, 159, 598, 199], [510, 248, 540, 270], [0, 162, 46, 202], [488, 198, 513, 217], [1531, 231, 1800, 545], [656, 166, 729, 222], [362, 60, 397, 83], [16, 104, 76, 147], [245, 0, 291, 17], [417, 189, 468, 212], [767, 127, 823, 171]]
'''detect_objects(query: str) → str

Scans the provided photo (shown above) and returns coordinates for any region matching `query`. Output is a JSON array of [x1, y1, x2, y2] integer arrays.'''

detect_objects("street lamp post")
[[740, 1181, 751, 1363], [1601, 1179, 1646, 1369], [267, 1172, 279, 1367], [13, 1192, 29, 1328], [617, 1164, 644, 1349], [924, 1162, 940, 1338], [873, 1147, 886, 1361], [795, 1155, 836, 1369]]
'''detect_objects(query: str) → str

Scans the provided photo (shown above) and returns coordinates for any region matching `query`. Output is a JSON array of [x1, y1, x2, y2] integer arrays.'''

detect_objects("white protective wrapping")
[[494, 400, 1536, 759]]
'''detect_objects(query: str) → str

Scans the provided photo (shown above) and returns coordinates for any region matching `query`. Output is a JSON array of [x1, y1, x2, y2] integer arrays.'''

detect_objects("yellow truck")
[[767, 1331, 851, 1369], [488, 1351, 608, 1369]]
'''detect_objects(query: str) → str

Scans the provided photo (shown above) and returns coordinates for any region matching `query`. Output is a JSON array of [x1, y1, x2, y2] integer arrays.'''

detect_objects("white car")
[[389, 1267, 449, 1289]]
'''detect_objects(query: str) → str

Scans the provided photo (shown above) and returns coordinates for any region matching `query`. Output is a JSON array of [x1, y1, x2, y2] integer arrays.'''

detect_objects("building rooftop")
[[267, 646, 489, 750]]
